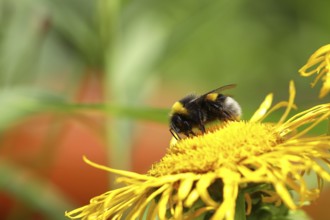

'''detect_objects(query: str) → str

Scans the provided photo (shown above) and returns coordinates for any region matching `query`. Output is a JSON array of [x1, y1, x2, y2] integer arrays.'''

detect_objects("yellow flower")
[[299, 44, 330, 98], [65, 81, 330, 220]]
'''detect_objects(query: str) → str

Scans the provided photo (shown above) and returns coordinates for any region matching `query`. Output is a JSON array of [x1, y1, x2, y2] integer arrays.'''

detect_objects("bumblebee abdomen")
[[223, 96, 242, 118]]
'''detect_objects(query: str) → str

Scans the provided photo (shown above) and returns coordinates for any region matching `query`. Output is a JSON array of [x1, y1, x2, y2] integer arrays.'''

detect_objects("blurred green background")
[[0, 0, 329, 219]]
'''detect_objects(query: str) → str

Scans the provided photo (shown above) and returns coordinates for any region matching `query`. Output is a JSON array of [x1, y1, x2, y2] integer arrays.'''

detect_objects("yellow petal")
[[274, 182, 297, 210], [178, 176, 195, 201], [250, 93, 273, 122], [174, 201, 183, 219], [278, 80, 296, 124], [320, 71, 330, 98], [299, 44, 330, 98], [157, 187, 172, 220], [83, 156, 150, 180], [184, 189, 200, 207], [196, 173, 218, 207]]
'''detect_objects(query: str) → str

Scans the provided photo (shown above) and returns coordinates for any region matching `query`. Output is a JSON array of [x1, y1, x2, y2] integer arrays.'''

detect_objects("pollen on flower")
[[149, 121, 282, 176]]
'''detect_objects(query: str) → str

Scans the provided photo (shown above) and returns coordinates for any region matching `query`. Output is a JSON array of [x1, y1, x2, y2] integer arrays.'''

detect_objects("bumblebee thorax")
[[206, 93, 218, 101], [170, 101, 188, 115]]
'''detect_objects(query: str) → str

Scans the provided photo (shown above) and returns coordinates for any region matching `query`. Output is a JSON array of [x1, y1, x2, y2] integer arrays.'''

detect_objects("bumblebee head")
[[169, 113, 193, 140], [169, 102, 190, 134]]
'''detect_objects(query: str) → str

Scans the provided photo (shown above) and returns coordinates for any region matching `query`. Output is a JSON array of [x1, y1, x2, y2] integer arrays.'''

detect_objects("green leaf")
[[287, 210, 312, 220], [0, 160, 73, 220], [0, 88, 168, 132], [0, 0, 47, 86], [43, 0, 102, 66], [0, 88, 65, 131]]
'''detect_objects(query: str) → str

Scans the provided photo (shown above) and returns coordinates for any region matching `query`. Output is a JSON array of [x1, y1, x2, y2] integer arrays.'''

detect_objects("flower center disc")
[[149, 121, 281, 176]]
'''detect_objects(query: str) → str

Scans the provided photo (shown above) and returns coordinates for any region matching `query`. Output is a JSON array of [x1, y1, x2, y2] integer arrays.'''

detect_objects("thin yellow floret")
[[299, 44, 330, 98]]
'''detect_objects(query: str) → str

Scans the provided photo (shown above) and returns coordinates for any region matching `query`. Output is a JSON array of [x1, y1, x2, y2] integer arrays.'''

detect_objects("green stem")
[[235, 191, 246, 220], [99, 0, 133, 188], [327, 117, 330, 136]]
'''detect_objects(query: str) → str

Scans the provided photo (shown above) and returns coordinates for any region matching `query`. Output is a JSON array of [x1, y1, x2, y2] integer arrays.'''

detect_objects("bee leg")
[[197, 111, 207, 133], [189, 130, 196, 136], [170, 129, 181, 140], [199, 124, 206, 133], [222, 110, 236, 121], [184, 131, 191, 137]]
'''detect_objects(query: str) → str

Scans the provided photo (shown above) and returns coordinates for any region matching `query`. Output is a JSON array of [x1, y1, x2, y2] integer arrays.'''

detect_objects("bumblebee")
[[169, 84, 241, 139]]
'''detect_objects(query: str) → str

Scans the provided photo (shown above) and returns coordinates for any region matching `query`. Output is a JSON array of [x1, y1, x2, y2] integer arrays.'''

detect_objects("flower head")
[[66, 82, 330, 220], [299, 44, 330, 98]]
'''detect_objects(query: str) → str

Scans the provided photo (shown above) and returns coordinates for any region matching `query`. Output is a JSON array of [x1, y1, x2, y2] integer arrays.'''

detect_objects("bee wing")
[[189, 84, 237, 103], [208, 84, 236, 94]]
